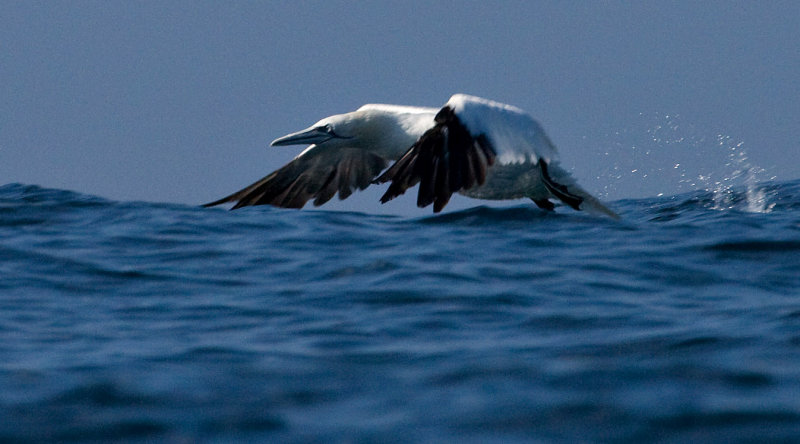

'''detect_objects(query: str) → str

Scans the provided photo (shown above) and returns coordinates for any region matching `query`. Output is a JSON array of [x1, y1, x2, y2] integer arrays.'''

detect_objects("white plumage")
[[447, 94, 558, 165], [205, 94, 617, 218]]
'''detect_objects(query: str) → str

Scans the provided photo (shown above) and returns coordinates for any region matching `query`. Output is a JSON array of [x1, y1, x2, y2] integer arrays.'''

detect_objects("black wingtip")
[[202, 197, 234, 209]]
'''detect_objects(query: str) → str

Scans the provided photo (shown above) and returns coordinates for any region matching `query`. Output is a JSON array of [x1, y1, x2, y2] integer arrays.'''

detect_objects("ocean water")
[[1, 180, 800, 443]]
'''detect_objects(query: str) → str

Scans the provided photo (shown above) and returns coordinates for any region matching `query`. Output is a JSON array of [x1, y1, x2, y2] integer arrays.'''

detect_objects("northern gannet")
[[204, 94, 618, 218]]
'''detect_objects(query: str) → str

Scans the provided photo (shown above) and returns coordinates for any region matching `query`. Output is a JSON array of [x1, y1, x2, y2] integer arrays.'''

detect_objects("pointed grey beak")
[[270, 126, 332, 146]]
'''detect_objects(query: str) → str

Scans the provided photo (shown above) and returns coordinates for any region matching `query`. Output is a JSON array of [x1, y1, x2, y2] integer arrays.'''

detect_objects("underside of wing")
[[374, 106, 496, 213], [204, 148, 388, 210]]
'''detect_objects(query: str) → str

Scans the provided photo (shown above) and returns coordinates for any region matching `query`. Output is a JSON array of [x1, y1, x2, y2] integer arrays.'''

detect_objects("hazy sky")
[[2, 1, 798, 214]]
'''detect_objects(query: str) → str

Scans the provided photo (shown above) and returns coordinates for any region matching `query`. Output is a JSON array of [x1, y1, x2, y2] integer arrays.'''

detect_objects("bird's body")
[[205, 94, 617, 218]]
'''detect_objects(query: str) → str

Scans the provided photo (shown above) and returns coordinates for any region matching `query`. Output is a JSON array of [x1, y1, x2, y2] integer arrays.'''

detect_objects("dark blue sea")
[[2, 180, 800, 443]]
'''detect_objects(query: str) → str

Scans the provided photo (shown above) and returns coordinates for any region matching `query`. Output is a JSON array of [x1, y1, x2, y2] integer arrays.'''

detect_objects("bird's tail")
[[540, 161, 619, 219]]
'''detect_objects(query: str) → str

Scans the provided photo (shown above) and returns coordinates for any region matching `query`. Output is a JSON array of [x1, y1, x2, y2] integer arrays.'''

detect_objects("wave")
[[3, 178, 798, 219], [2, 179, 800, 442]]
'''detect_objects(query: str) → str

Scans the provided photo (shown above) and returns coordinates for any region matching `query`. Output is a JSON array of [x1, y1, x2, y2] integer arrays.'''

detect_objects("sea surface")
[[1, 180, 800, 443]]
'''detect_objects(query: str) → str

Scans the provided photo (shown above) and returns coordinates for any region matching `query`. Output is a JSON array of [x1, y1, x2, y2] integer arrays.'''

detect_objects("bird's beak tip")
[[269, 135, 293, 146], [269, 127, 324, 147]]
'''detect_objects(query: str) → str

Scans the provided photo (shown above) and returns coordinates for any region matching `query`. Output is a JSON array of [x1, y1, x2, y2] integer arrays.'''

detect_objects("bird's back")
[[446, 94, 559, 166], [352, 104, 438, 160]]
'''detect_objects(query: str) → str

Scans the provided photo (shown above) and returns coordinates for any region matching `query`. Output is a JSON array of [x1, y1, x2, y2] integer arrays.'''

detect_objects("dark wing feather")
[[539, 160, 583, 211], [204, 148, 388, 210], [374, 106, 496, 213]]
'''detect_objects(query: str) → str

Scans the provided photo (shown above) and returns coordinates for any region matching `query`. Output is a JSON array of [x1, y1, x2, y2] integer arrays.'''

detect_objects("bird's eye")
[[323, 124, 333, 133]]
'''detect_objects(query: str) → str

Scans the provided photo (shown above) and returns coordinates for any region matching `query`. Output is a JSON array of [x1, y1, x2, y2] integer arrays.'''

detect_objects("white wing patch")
[[446, 94, 559, 165]]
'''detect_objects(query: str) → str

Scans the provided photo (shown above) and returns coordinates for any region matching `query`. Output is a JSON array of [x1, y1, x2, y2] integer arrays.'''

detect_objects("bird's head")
[[270, 107, 426, 158], [270, 113, 357, 148]]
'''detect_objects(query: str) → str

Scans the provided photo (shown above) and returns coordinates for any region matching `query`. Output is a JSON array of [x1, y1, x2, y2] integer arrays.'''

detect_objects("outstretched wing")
[[374, 105, 496, 213], [204, 147, 388, 210]]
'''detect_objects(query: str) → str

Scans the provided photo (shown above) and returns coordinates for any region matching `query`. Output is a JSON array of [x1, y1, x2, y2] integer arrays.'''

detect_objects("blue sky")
[[2, 1, 798, 214]]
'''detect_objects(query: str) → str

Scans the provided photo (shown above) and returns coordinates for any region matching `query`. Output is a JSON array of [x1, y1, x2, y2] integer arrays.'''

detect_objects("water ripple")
[[1, 180, 800, 442]]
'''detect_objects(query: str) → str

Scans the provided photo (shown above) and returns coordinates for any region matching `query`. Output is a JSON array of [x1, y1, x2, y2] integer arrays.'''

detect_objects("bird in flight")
[[204, 94, 617, 218]]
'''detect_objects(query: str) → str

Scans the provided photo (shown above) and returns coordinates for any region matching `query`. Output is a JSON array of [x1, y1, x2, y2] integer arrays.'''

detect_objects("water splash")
[[592, 113, 711, 199], [594, 113, 775, 213], [703, 135, 775, 213]]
